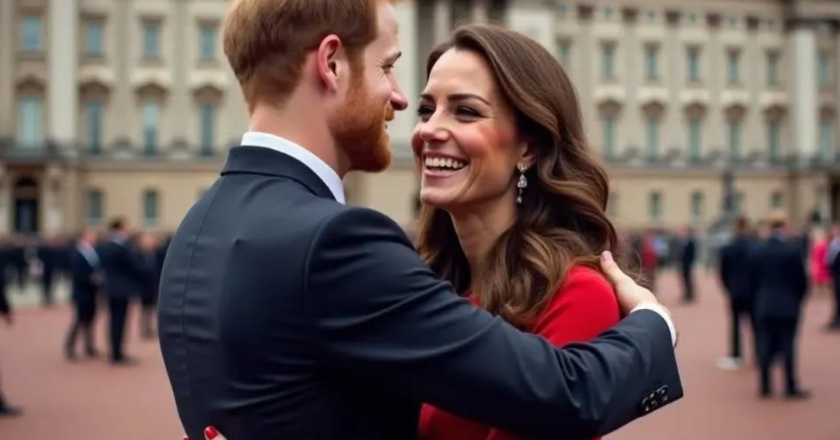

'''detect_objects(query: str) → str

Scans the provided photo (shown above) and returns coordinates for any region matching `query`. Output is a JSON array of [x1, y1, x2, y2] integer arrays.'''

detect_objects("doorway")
[[13, 176, 40, 235]]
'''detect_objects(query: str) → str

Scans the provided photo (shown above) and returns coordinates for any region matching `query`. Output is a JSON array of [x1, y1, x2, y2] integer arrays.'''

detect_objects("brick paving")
[[0, 271, 837, 440]]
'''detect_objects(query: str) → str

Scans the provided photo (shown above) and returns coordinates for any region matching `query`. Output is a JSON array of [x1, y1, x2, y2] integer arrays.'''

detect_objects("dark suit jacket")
[[679, 237, 696, 270], [719, 236, 755, 302], [69, 246, 100, 304], [97, 238, 143, 300], [158, 146, 683, 440], [750, 236, 808, 320], [0, 246, 10, 317]]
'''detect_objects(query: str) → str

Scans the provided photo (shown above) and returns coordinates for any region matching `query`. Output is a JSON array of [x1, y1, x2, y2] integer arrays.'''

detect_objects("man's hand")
[[600, 251, 660, 313], [600, 251, 677, 346]]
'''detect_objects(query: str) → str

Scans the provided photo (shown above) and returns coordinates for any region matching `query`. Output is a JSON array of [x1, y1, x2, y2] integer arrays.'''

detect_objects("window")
[[645, 115, 659, 160], [21, 15, 42, 52], [143, 189, 159, 226], [602, 42, 615, 80], [602, 115, 616, 159], [691, 191, 703, 224], [768, 120, 780, 160], [767, 51, 779, 85], [649, 192, 662, 222], [819, 118, 834, 160], [687, 47, 700, 82], [645, 45, 659, 81], [734, 191, 745, 213], [558, 40, 571, 66], [199, 24, 217, 61], [728, 120, 742, 160], [87, 190, 104, 225], [87, 190, 104, 224], [819, 53, 830, 86], [17, 96, 42, 148], [771, 191, 784, 209], [199, 104, 215, 156], [85, 100, 103, 153], [143, 22, 160, 60], [85, 21, 104, 57], [142, 101, 160, 155], [688, 117, 701, 161], [727, 49, 740, 84]]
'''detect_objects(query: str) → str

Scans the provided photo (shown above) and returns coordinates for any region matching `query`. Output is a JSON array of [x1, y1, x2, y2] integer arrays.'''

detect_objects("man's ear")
[[316, 35, 345, 92]]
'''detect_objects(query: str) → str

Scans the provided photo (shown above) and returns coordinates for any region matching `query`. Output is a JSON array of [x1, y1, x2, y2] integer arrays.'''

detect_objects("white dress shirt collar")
[[240, 132, 345, 204]]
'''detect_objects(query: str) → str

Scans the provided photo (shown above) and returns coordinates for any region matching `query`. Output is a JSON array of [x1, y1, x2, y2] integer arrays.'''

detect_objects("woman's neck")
[[449, 192, 518, 285]]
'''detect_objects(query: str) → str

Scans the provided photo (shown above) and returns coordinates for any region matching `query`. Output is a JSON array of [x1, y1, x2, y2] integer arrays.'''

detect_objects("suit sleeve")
[[306, 208, 683, 440], [0, 249, 10, 316], [485, 270, 622, 440], [718, 246, 730, 293]]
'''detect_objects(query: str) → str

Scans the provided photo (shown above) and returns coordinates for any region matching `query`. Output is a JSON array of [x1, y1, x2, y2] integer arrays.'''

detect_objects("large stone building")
[[2, 0, 840, 236]]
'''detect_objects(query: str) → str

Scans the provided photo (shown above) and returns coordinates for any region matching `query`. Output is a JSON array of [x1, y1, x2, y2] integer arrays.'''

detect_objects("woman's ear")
[[518, 140, 536, 170]]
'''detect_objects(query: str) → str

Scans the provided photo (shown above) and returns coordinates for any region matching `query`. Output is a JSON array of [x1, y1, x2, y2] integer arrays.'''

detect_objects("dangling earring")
[[516, 163, 528, 205]]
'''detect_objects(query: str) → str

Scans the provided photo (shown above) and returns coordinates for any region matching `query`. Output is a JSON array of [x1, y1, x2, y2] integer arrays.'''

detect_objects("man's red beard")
[[329, 69, 394, 173]]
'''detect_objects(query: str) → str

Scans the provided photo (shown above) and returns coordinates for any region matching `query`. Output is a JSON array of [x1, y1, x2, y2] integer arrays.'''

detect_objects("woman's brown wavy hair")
[[415, 23, 637, 329]]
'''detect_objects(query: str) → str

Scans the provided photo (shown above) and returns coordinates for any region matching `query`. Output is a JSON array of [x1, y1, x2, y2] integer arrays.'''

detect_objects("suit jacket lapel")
[[221, 146, 336, 201]]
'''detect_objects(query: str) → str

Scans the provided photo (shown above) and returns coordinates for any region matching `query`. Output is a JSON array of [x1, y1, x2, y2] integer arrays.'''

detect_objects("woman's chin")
[[420, 192, 458, 211]]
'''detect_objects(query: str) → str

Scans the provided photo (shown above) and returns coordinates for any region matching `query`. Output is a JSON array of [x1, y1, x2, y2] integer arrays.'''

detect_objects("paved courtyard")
[[0, 270, 837, 440]]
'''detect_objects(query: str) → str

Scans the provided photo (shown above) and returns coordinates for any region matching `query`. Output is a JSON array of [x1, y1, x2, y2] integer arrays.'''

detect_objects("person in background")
[[750, 213, 810, 399], [677, 226, 697, 304], [808, 227, 831, 297], [64, 228, 103, 360], [97, 218, 144, 365], [0, 236, 20, 417], [717, 217, 756, 370], [137, 232, 161, 340], [826, 224, 840, 330]]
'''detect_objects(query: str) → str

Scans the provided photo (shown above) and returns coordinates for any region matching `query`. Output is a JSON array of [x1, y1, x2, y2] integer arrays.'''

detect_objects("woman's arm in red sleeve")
[[485, 266, 621, 440]]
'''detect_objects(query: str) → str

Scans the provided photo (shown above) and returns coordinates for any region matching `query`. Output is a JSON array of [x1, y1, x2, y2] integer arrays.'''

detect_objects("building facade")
[[2, 0, 840, 236]]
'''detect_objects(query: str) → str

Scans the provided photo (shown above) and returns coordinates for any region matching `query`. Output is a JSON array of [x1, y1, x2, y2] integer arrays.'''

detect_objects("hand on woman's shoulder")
[[531, 265, 621, 345]]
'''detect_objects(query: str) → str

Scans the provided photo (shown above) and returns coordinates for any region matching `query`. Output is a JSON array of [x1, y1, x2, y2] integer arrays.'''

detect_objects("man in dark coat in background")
[[750, 213, 810, 399]]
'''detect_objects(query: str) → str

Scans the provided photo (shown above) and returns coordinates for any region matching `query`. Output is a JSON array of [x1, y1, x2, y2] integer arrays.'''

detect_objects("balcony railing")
[[0, 137, 228, 163]]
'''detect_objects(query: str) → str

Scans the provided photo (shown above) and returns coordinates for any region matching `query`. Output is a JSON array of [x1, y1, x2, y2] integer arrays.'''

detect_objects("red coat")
[[418, 266, 621, 440]]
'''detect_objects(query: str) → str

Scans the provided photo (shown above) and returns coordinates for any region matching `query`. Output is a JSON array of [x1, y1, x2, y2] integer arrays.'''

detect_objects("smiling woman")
[[412, 23, 639, 440]]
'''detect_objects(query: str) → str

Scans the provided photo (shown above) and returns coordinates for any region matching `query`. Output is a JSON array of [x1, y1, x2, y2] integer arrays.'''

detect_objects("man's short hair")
[[223, 0, 389, 112], [109, 217, 125, 231], [767, 210, 788, 230], [734, 216, 750, 233]]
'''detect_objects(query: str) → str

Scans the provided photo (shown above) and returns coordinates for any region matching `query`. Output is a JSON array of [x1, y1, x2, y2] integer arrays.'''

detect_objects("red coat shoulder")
[[531, 265, 620, 344]]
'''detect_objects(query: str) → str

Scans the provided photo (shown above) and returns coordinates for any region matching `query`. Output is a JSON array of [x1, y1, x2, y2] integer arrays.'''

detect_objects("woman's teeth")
[[424, 157, 467, 170]]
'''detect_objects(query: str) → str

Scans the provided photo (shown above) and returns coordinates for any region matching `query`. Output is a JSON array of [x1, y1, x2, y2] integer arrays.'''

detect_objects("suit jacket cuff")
[[631, 303, 677, 347]]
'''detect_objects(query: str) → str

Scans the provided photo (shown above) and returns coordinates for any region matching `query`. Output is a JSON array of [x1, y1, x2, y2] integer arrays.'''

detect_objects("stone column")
[[432, 0, 451, 45], [389, 0, 418, 160], [662, 10, 681, 156], [834, 25, 840, 160], [574, 5, 595, 136], [622, 8, 641, 157], [789, 19, 818, 161], [41, 165, 63, 234], [0, 165, 9, 234], [0, 0, 15, 138], [745, 16, 762, 156], [471, 0, 488, 23], [706, 13, 725, 155], [170, 0, 190, 149], [112, 0, 133, 150], [48, 0, 79, 148]]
